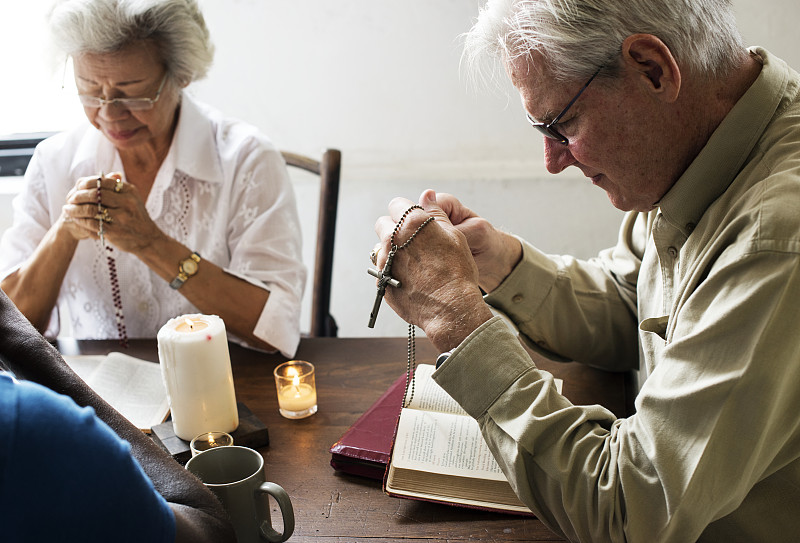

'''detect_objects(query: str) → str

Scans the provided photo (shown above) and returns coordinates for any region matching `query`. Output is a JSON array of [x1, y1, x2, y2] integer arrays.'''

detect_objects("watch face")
[[182, 259, 199, 275]]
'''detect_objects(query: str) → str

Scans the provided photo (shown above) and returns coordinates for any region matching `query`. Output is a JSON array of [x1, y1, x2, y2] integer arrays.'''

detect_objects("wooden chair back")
[[281, 149, 341, 337]]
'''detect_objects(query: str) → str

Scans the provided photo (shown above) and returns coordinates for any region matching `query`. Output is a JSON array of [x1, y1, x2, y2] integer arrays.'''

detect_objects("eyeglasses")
[[526, 66, 603, 145], [78, 74, 168, 111]]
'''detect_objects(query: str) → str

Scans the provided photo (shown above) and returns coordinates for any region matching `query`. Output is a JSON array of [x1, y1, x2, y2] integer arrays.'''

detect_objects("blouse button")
[[512, 294, 524, 303], [667, 246, 678, 258]]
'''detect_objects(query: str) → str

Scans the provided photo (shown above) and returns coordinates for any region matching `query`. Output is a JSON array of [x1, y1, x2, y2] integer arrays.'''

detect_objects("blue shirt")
[[0, 373, 175, 542]]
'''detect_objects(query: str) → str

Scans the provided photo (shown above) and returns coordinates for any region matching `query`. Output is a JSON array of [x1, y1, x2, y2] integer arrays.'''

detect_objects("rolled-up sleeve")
[[485, 211, 645, 371], [223, 142, 306, 357]]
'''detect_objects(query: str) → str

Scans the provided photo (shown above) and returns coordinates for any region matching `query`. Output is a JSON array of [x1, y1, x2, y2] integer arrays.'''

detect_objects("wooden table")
[[56, 336, 632, 543]]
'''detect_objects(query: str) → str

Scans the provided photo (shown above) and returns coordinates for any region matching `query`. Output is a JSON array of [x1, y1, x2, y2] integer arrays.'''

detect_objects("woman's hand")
[[57, 175, 104, 242], [62, 173, 165, 254]]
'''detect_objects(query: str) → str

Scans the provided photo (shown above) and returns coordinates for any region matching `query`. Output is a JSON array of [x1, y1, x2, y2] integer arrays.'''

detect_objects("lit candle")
[[157, 314, 239, 440], [190, 431, 234, 457], [175, 317, 209, 333], [274, 361, 317, 419]]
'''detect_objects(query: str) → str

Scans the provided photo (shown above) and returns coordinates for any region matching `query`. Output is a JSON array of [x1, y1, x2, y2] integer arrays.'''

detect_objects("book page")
[[64, 352, 169, 431], [392, 407, 507, 481], [405, 364, 467, 415], [64, 355, 104, 383]]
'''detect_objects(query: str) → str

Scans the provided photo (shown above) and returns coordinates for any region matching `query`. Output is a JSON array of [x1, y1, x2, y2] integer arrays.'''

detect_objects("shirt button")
[[686, 222, 696, 232], [667, 246, 678, 258], [512, 294, 524, 303]]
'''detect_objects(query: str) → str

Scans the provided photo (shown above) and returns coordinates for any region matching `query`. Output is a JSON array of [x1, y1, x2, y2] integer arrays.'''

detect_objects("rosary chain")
[[390, 204, 432, 408], [391, 204, 434, 252], [402, 323, 417, 407], [97, 176, 128, 348]]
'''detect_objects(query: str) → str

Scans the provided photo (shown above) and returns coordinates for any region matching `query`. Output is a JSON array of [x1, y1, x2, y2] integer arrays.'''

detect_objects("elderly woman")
[[0, 0, 305, 356]]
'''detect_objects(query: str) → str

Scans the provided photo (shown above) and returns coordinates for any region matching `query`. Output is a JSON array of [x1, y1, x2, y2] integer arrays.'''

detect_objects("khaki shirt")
[[434, 48, 800, 542]]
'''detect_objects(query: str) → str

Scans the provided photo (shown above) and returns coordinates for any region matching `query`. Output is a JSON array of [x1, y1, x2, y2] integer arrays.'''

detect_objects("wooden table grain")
[[57, 336, 632, 542]]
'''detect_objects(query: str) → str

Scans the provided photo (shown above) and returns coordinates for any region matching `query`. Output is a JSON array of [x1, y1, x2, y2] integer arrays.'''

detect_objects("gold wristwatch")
[[169, 252, 201, 289]]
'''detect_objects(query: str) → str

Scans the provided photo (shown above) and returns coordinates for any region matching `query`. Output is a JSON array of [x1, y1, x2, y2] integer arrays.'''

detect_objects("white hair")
[[464, 0, 744, 84], [48, 0, 214, 84]]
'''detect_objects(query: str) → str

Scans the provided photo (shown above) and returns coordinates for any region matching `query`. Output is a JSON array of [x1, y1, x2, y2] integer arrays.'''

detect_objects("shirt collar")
[[658, 47, 789, 234], [171, 92, 225, 184]]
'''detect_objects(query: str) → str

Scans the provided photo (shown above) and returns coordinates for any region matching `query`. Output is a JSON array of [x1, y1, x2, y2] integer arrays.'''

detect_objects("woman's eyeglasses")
[[78, 74, 168, 111]]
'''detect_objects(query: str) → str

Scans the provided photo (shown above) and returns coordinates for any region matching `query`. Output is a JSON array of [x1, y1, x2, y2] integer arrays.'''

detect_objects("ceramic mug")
[[186, 446, 294, 543]]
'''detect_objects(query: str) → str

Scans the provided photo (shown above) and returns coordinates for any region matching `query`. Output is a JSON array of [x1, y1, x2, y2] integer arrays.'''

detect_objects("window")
[[1, 4, 84, 176]]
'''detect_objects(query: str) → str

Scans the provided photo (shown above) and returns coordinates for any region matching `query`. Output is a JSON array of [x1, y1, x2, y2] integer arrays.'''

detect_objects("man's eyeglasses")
[[527, 66, 603, 145], [78, 74, 168, 111]]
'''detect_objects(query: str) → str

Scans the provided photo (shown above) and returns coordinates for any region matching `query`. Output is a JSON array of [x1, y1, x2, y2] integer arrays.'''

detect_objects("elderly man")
[[373, 0, 800, 541]]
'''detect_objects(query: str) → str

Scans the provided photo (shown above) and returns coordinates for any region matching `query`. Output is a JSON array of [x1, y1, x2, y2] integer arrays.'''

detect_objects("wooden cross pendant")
[[367, 247, 400, 328]]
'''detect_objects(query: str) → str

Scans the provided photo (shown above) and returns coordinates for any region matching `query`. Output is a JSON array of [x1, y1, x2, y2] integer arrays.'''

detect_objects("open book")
[[64, 352, 170, 433], [385, 364, 562, 514]]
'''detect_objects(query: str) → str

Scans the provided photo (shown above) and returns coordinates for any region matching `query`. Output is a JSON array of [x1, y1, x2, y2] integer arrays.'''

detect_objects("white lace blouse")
[[0, 93, 306, 357]]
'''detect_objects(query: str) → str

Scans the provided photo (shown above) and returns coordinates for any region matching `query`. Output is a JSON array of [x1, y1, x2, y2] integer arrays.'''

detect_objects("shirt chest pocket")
[[639, 315, 669, 374], [640, 315, 669, 341]]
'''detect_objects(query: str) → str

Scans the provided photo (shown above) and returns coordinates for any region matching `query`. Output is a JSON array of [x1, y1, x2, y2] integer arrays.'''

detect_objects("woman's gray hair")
[[48, 0, 214, 84], [464, 0, 744, 83]]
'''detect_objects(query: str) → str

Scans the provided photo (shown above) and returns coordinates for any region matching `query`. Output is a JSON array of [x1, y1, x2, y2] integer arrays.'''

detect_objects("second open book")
[[64, 352, 169, 433], [384, 364, 562, 514]]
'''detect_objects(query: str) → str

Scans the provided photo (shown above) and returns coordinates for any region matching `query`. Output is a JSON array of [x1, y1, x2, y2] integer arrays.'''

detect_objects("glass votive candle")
[[190, 431, 234, 457], [273, 360, 317, 419]]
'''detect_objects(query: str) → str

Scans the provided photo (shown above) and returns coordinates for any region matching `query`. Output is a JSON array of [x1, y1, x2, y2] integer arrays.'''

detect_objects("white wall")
[[2, 0, 799, 338]]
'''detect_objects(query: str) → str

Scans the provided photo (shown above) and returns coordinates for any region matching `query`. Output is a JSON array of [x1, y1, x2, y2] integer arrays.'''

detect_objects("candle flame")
[[184, 317, 194, 331], [286, 366, 301, 394]]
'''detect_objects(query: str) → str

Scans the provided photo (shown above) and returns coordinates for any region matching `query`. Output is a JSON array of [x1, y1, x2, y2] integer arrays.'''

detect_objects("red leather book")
[[329, 372, 407, 480], [332, 366, 535, 516]]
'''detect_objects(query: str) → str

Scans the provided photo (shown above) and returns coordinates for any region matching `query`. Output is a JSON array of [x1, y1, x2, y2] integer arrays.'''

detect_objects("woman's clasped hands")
[[61, 172, 162, 253]]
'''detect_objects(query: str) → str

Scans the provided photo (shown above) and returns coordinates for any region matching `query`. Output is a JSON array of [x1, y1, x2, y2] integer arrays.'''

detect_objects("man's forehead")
[[506, 54, 548, 85], [506, 55, 566, 115]]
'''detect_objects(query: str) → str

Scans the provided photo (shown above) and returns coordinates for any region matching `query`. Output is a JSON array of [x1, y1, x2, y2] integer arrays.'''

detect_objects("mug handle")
[[256, 482, 295, 543]]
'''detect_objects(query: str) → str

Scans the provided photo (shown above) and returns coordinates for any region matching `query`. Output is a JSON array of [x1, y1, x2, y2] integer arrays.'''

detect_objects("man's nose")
[[543, 138, 576, 174]]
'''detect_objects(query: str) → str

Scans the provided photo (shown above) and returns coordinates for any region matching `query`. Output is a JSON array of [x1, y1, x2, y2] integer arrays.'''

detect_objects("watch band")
[[169, 252, 201, 290]]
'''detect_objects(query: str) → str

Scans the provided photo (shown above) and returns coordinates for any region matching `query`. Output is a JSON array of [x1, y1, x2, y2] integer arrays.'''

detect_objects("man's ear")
[[621, 34, 681, 103]]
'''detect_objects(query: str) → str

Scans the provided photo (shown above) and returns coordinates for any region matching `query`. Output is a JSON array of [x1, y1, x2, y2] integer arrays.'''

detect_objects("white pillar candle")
[[157, 314, 239, 440]]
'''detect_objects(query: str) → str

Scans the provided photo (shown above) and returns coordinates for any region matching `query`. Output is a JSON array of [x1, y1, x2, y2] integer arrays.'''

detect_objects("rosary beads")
[[367, 205, 433, 328], [366, 204, 434, 407], [96, 175, 128, 347]]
